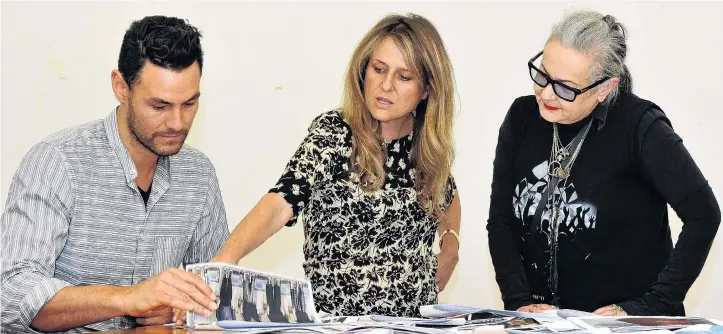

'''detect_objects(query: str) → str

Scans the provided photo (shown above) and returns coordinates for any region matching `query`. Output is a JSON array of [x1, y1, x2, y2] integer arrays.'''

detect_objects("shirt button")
[[130, 170, 137, 177]]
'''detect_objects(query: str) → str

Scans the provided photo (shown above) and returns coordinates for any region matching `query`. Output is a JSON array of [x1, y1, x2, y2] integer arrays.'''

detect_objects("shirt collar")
[[542, 102, 609, 131], [104, 107, 171, 186], [590, 102, 609, 130]]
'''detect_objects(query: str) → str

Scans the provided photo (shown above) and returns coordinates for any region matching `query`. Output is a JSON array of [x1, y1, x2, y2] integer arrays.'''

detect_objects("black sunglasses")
[[528, 51, 609, 102]]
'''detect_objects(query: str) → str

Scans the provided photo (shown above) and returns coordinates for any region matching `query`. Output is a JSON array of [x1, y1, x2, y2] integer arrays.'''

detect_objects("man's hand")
[[173, 308, 187, 327], [118, 268, 218, 318], [136, 307, 173, 326], [517, 304, 558, 313]]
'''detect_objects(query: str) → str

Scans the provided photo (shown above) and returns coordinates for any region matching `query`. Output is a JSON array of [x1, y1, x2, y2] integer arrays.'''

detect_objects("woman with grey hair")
[[487, 9, 719, 316]]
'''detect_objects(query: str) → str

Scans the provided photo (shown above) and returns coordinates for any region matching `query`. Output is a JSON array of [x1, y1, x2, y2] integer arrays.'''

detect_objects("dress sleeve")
[[443, 174, 457, 209], [269, 112, 347, 227]]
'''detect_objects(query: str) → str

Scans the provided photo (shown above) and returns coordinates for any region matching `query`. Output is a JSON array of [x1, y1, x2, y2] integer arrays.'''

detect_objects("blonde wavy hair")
[[340, 13, 456, 219]]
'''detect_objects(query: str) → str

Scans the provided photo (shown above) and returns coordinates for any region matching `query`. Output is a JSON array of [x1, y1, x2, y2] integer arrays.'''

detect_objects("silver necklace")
[[547, 121, 591, 180], [545, 119, 593, 305]]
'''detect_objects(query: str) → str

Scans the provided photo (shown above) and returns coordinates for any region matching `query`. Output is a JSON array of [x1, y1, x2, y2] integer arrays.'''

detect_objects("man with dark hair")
[[1, 15, 229, 332]]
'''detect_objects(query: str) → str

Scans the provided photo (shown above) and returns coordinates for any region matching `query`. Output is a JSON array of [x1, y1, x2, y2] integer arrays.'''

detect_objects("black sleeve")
[[487, 98, 537, 311], [619, 108, 721, 315]]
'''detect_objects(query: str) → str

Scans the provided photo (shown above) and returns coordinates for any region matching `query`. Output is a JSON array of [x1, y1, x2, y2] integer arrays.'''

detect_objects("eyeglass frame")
[[528, 51, 610, 102]]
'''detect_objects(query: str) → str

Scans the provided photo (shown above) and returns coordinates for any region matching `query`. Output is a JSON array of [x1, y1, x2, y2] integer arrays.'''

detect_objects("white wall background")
[[2, 1, 722, 318]]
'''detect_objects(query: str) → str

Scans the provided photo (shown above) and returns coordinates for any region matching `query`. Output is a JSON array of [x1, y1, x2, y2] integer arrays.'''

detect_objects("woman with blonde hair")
[[212, 13, 461, 317]]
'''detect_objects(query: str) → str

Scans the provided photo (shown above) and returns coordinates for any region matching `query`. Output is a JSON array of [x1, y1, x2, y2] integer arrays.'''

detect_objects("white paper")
[[568, 316, 716, 333]]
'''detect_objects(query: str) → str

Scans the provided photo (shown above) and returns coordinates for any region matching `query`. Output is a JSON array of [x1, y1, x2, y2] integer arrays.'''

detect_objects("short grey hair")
[[549, 9, 632, 104]]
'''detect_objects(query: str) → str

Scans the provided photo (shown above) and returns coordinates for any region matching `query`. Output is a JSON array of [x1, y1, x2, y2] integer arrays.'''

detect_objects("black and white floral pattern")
[[270, 110, 456, 317]]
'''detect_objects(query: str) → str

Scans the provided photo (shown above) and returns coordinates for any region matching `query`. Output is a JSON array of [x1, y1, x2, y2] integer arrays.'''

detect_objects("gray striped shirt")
[[1, 109, 230, 332]]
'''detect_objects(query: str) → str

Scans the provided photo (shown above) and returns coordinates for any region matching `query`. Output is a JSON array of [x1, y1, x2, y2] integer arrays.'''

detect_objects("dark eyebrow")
[[149, 97, 171, 105], [185, 92, 201, 103], [540, 63, 579, 86], [148, 92, 201, 105]]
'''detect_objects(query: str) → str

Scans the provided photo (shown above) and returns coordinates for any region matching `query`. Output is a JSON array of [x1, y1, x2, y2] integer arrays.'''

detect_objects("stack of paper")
[[180, 263, 721, 334], [569, 316, 717, 333]]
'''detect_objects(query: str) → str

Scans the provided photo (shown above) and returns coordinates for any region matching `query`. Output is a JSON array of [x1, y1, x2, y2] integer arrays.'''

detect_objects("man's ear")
[[111, 69, 130, 104]]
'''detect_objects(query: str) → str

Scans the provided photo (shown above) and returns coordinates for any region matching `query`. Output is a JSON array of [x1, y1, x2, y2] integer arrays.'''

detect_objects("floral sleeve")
[[269, 111, 346, 226], [443, 174, 458, 210]]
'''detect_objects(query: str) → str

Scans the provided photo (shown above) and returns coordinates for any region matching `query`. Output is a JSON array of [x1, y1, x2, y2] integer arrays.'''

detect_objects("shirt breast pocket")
[[151, 236, 191, 276]]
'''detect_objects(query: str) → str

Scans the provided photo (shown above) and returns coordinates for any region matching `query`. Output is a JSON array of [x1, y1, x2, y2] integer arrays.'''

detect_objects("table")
[[95, 326, 189, 333]]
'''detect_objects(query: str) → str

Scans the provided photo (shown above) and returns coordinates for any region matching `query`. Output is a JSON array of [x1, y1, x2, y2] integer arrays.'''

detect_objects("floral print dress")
[[269, 110, 456, 317]]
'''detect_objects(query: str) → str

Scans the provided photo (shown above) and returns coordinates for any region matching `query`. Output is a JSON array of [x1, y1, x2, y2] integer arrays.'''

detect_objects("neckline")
[[383, 130, 413, 145]]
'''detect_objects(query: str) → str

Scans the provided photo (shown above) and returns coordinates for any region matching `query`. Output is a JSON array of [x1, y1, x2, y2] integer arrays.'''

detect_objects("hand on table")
[[173, 308, 187, 327], [119, 268, 217, 320], [517, 304, 558, 313], [136, 307, 173, 326], [594, 304, 627, 316]]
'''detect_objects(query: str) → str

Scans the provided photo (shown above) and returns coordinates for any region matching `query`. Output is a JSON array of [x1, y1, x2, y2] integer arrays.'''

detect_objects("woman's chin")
[[539, 107, 563, 123]]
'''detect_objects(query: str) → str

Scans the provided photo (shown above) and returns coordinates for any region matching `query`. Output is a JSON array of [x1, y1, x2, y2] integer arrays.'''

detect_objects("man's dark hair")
[[118, 15, 203, 86]]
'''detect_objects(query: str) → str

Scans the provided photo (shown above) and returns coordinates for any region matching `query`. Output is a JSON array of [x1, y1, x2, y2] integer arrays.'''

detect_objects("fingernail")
[[173, 315, 177, 322], [209, 293, 216, 300], [205, 309, 213, 317]]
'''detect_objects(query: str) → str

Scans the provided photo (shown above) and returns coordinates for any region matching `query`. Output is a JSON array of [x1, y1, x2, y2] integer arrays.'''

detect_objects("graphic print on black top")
[[489, 94, 719, 315], [513, 160, 597, 299]]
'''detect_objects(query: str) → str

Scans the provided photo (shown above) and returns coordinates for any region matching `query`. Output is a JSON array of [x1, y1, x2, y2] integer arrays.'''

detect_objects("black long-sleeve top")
[[487, 92, 720, 315]]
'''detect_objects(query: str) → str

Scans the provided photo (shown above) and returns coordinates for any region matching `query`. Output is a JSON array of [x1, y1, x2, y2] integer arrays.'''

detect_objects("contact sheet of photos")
[[186, 263, 319, 326]]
